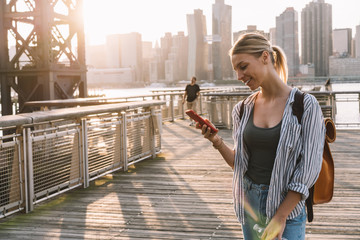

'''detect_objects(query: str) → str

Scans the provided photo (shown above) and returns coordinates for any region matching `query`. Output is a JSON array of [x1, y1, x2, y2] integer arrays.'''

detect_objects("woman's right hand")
[[196, 120, 219, 144]]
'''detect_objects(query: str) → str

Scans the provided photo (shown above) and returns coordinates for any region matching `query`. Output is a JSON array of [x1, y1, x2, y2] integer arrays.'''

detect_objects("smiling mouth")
[[244, 79, 251, 85]]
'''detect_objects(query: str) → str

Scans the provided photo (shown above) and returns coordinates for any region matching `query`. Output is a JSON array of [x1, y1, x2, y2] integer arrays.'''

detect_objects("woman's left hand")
[[261, 216, 286, 240]]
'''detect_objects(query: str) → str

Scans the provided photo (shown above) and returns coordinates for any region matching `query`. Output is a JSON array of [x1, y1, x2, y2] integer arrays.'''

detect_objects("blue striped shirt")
[[232, 88, 326, 223]]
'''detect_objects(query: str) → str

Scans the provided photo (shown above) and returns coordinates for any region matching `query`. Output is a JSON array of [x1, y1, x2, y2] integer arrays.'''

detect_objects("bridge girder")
[[1, 0, 87, 114]]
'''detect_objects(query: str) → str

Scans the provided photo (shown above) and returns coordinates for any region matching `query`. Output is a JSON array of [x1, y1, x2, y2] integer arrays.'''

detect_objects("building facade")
[[165, 32, 188, 82], [233, 25, 270, 43], [276, 7, 300, 77], [105, 33, 143, 83], [332, 28, 352, 57], [87, 68, 134, 88], [212, 0, 232, 80], [269, 27, 277, 45], [329, 57, 360, 76], [301, 0, 332, 76], [106, 34, 122, 68], [187, 9, 208, 80], [158, 32, 173, 81], [355, 25, 360, 58], [142, 41, 154, 83], [119, 33, 143, 83]]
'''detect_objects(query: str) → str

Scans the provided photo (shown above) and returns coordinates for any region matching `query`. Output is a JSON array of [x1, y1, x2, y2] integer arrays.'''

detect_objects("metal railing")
[[203, 90, 360, 129], [0, 128, 23, 218], [0, 100, 164, 218], [23, 87, 360, 128], [23, 87, 240, 123]]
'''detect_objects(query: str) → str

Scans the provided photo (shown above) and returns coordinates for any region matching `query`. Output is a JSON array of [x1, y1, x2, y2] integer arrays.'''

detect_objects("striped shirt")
[[232, 88, 326, 224]]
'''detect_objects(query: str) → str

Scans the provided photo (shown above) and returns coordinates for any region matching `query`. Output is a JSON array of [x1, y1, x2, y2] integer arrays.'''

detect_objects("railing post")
[[22, 128, 29, 213], [170, 95, 175, 122], [331, 93, 336, 122], [358, 93, 360, 117], [227, 96, 232, 129], [81, 119, 89, 188], [181, 98, 185, 119], [121, 112, 128, 171], [150, 108, 156, 159], [199, 94, 203, 115], [25, 127, 34, 212], [210, 97, 218, 124]]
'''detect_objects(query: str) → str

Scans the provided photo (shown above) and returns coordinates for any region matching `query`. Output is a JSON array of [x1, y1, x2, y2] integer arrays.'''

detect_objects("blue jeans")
[[242, 175, 306, 240]]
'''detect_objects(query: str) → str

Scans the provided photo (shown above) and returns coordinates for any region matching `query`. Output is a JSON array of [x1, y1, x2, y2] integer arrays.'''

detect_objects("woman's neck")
[[260, 75, 291, 101]]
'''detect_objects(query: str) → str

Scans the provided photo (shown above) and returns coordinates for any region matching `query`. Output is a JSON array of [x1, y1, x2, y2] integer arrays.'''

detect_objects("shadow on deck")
[[0, 120, 359, 239]]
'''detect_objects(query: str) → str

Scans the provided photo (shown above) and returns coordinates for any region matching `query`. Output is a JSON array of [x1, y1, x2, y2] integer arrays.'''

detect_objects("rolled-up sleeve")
[[288, 95, 326, 200]]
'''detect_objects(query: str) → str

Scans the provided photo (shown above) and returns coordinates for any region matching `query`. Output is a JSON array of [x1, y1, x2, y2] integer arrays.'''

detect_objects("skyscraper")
[[301, 0, 332, 76], [332, 28, 352, 57], [355, 25, 360, 58], [269, 28, 277, 46], [233, 25, 270, 42], [106, 33, 143, 82], [165, 32, 188, 82], [187, 9, 208, 80], [106, 34, 122, 68], [212, 0, 232, 80], [276, 7, 300, 77], [159, 32, 173, 80], [142, 41, 153, 83], [119, 33, 143, 83]]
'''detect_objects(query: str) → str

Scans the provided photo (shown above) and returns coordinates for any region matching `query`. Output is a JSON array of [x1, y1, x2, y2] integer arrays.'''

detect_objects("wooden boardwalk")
[[0, 120, 359, 239]]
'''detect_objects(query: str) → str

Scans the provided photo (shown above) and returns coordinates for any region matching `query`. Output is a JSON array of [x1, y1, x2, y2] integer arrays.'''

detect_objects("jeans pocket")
[[283, 207, 306, 240]]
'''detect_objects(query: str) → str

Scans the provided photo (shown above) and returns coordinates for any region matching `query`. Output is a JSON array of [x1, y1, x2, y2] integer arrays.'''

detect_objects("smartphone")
[[185, 110, 218, 133]]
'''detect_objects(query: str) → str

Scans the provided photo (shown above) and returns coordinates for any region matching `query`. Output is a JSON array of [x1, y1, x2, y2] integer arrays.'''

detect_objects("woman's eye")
[[240, 65, 247, 70]]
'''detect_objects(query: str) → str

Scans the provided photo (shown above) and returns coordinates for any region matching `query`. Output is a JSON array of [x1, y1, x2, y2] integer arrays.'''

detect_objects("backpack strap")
[[239, 97, 247, 120], [293, 90, 305, 124], [292, 90, 315, 222], [306, 187, 315, 222]]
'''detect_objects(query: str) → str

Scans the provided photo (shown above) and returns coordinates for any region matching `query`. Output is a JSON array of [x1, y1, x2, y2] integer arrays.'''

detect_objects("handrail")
[[1, 100, 165, 127], [202, 90, 360, 128], [23, 94, 174, 108], [203, 90, 360, 96], [23, 88, 237, 108]]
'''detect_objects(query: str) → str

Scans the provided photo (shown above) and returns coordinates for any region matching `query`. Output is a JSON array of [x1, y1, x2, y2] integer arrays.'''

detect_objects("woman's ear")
[[262, 51, 269, 65]]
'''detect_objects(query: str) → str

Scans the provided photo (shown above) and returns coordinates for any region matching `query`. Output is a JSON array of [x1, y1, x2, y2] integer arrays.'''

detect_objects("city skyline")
[[84, 0, 360, 46]]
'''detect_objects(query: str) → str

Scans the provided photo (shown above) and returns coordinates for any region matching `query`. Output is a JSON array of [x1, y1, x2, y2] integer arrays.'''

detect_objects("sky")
[[83, 0, 360, 46]]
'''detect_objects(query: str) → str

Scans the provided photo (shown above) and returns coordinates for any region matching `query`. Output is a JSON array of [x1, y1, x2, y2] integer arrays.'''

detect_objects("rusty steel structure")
[[0, 0, 87, 114]]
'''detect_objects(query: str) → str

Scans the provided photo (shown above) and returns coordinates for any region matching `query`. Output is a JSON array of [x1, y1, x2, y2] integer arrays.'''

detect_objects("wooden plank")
[[0, 120, 359, 239]]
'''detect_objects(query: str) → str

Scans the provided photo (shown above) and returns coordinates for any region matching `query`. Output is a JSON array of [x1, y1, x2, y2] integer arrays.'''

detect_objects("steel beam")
[[0, 0, 87, 114]]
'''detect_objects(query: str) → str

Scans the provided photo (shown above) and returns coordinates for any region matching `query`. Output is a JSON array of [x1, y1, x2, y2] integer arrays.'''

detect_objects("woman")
[[197, 33, 325, 240]]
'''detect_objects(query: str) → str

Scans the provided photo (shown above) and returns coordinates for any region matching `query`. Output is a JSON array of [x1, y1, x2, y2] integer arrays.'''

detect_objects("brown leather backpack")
[[291, 91, 335, 222]]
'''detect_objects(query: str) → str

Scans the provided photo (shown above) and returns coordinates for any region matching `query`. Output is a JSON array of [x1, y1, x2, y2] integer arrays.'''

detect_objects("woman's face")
[[231, 52, 267, 91]]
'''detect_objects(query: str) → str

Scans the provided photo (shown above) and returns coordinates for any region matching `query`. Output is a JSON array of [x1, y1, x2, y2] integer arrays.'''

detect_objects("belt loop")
[[244, 175, 251, 190], [248, 178, 252, 190]]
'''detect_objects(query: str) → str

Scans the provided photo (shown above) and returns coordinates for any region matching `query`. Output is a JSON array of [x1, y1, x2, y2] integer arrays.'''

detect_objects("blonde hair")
[[229, 33, 288, 83]]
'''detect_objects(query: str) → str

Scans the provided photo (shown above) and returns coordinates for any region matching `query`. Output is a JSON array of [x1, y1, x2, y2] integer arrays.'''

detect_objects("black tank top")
[[243, 108, 282, 185]]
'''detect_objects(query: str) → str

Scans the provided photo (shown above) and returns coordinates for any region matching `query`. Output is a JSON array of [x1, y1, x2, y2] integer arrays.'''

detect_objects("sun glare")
[[82, 0, 195, 46], [83, 1, 146, 45]]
